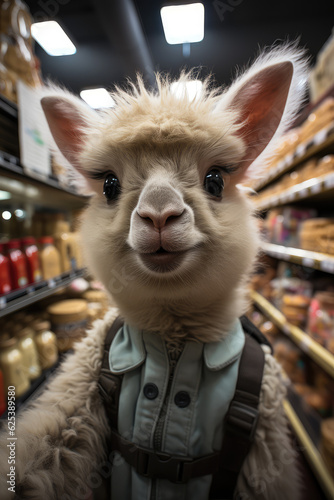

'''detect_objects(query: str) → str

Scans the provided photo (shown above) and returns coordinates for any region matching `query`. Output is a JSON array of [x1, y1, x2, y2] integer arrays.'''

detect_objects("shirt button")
[[174, 391, 191, 408], [143, 383, 159, 400]]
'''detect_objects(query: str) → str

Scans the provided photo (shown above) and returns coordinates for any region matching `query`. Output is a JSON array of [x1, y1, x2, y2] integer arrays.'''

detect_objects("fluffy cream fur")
[[0, 43, 308, 499]]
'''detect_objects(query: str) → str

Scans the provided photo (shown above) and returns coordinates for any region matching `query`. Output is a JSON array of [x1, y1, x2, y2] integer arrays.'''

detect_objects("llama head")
[[41, 44, 307, 342]]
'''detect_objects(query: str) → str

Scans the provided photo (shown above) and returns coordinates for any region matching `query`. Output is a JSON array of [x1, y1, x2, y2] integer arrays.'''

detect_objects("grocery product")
[[0, 242, 11, 294], [21, 236, 42, 284], [6, 239, 28, 289], [47, 299, 88, 352], [54, 222, 79, 273], [307, 292, 334, 352], [34, 321, 58, 370], [14, 325, 41, 381], [39, 237, 61, 280], [0, 334, 30, 397]]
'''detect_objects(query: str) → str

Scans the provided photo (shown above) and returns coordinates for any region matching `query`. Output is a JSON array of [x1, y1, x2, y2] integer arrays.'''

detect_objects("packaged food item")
[[34, 321, 58, 370], [54, 223, 78, 273], [0, 334, 30, 397], [307, 292, 334, 351], [0, 243, 12, 294], [21, 236, 42, 284], [6, 239, 28, 289], [47, 299, 88, 352], [14, 326, 41, 381], [83, 290, 110, 317], [39, 237, 61, 280]]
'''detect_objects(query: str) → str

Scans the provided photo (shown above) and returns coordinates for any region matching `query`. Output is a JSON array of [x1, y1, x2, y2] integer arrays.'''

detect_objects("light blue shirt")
[[109, 320, 245, 500]]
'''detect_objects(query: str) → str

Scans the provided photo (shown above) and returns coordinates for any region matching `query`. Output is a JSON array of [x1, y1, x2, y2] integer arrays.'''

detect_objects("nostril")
[[137, 208, 184, 230]]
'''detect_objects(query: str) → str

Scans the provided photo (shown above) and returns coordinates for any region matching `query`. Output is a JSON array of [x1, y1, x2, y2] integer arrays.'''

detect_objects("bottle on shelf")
[[33, 320, 58, 370], [0, 243, 12, 295], [21, 236, 42, 284], [38, 237, 61, 280], [0, 334, 30, 397], [14, 325, 41, 381], [6, 239, 29, 290]]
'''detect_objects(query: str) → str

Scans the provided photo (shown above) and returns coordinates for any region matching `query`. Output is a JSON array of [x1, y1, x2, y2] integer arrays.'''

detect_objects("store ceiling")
[[25, 0, 333, 96]]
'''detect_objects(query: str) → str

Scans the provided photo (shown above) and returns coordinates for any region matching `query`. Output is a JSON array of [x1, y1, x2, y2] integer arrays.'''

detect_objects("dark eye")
[[103, 174, 121, 202], [204, 169, 224, 198]]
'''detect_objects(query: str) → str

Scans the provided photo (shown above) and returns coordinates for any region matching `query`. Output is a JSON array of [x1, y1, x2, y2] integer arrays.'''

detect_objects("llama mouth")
[[139, 248, 186, 273]]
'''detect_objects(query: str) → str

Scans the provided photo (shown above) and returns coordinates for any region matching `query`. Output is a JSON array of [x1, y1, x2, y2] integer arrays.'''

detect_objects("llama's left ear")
[[217, 46, 308, 182]]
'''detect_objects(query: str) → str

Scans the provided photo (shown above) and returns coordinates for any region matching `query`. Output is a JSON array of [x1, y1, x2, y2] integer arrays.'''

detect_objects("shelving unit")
[[253, 126, 334, 192], [250, 290, 334, 378], [261, 242, 334, 274], [284, 398, 334, 500], [0, 268, 88, 318]]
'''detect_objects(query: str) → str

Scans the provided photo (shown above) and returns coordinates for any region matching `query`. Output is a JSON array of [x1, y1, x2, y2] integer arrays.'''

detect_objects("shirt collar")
[[109, 320, 245, 374]]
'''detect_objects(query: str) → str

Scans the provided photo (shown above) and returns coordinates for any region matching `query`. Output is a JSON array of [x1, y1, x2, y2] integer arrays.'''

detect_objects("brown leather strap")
[[209, 334, 265, 499], [98, 316, 124, 430], [109, 428, 221, 484]]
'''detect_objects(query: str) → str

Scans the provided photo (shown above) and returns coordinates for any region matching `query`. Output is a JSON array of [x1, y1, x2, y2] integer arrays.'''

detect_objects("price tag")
[[282, 324, 291, 336], [313, 128, 327, 145], [298, 188, 308, 199], [310, 182, 321, 194], [0, 296, 7, 310], [300, 335, 312, 353], [320, 260, 334, 274], [48, 279, 56, 288], [296, 144, 306, 157], [324, 174, 334, 189], [302, 257, 315, 268]]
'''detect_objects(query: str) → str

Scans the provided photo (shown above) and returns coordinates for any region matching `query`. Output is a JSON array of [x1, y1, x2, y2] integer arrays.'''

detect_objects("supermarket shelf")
[[284, 397, 334, 500], [0, 94, 18, 120], [0, 150, 88, 198], [262, 242, 334, 274], [255, 172, 334, 210], [254, 126, 334, 191], [250, 290, 334, 378], [0, 268, 87, 318]]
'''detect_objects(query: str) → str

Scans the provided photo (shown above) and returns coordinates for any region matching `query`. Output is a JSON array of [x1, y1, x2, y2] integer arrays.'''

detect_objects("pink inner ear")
[[41, 97, 87, 170], [233, 61, 293, 176]]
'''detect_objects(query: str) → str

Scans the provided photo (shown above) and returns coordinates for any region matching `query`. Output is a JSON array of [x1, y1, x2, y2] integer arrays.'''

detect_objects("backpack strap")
[[209, 333, 265, 499], [98, 316, 124, 430]]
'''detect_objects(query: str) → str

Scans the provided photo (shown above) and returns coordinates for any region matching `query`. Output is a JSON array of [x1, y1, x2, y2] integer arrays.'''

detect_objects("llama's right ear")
[[41, 95, 99, 174]]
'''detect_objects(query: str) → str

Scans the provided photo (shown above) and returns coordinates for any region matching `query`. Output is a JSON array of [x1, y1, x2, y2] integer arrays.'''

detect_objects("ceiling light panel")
[[160, 3, 205, 45], [31, 21, 76, 56], [80, 88, 115, 109]]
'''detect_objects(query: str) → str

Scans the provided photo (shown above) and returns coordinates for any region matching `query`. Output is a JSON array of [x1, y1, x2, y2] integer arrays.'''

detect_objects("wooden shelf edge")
[[262, 242, 334, 274], [283, 399, 334, 500], [250, 290, 334, 378], [254, 172, 334, 210], [254, 127, 334, 192]]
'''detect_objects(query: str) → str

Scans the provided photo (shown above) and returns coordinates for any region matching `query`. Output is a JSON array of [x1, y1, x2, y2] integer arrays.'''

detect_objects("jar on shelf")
[[34, 321, 58, 370], [39, 237, 61, 280], [6, 239, 28, 290], [307, 292, 334, 353], [0, 334, 30, 397], [21, 236, 42, 284], [14, 326, 41, 381], [47, 299, 88, 352], [0, 243, 12, 295]]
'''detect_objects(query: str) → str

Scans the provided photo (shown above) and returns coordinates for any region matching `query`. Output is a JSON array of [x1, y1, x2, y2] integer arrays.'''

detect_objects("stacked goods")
[[0, 0, 42, 103], [263, 207, 317, 247], [255, 154, 334, 206], [307, 292, 334, 354], [297, 98, 334, 144], [309, 31, 334, 102], [281, 293, 311, 328], [300, 218, 334, 255]]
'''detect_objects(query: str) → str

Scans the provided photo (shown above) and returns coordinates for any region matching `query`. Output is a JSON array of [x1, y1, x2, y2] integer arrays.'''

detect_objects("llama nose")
[[137, 205, 184, 230]]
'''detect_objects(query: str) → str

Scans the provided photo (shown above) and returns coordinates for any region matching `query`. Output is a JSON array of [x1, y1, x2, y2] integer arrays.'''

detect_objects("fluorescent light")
[[160, 3, 204, 45], [171, 80, 203, 100], [31, 21, 76, 56], [80, 88, 115, 109], [0, 190, 11, 201], [2, 211, 12, 220], [14, 209, 25, 219]]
